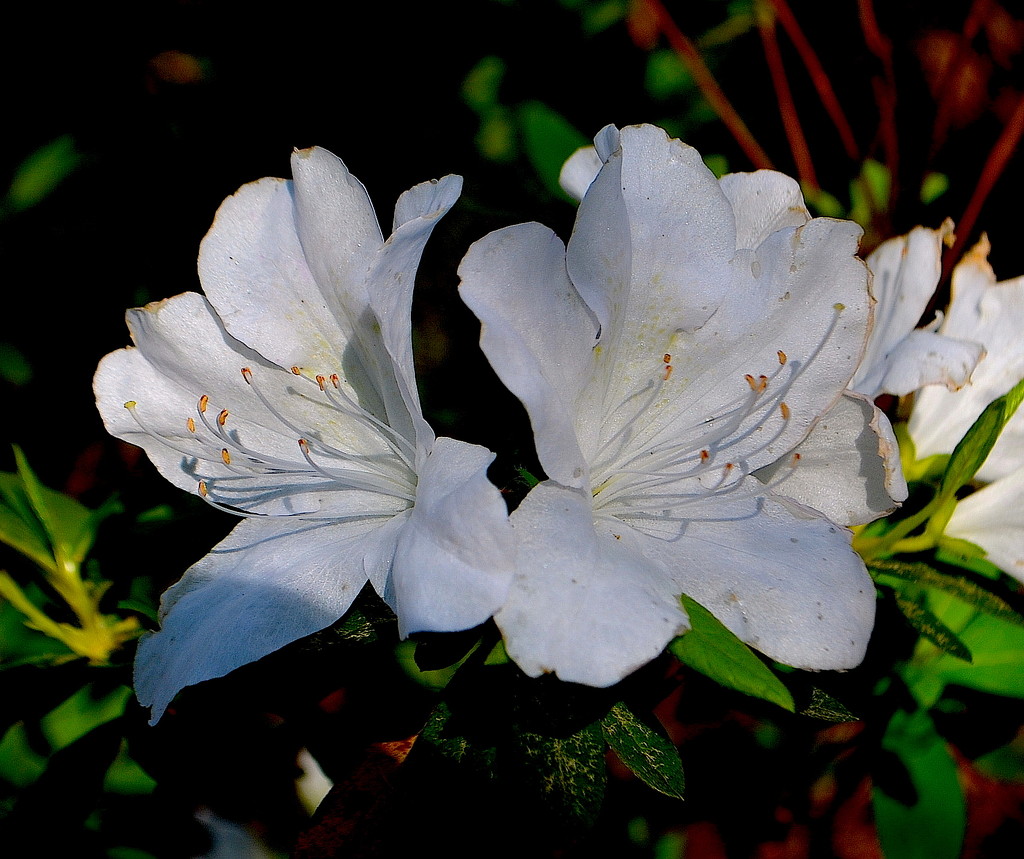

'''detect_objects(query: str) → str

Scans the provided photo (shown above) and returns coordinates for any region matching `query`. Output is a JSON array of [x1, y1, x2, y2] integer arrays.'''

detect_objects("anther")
[[792, 452, 802, 464], [218, 409, 229, 427], [298, 438, 310, 454], [663, 353, 671, 364], [700, 449, 710, 462], [186, 417, 196, 433], [198, 481, 209, 497], [777, 350, 787, 365], [221, 449, 232, 465], [744, 374, 768, 393], [198, 395, 209, 413], [780, 402, 791, 420], [124, 400, 137, 410], [663, 365, 673, 381], [724, 462, 734, 471], [291, 366, 302, 376], [241, 367, 253, 383], [330, 374, 340, 388], [316, 375, 326, 391]]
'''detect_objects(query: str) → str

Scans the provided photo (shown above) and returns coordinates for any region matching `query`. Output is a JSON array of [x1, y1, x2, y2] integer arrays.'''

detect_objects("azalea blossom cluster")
[[96, 123, 1023, 723]]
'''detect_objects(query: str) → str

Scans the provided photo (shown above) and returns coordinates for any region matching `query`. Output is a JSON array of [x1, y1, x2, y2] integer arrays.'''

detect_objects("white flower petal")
[[134, 515, 398, 723], [754, 392, 907, 525], [909, 236, 1024, 480], [365, 175, 464, 456], [854, 328, 984, 398], [393, 437, 515, 634], [633, 488, 875, 670], [717, 170, 809, 250], [459, 222, 597, 488], [946, 468, 1024, 583], [495, 482, 689, 686], [197, 175, 353, 377], [558, 144, 603, 201]]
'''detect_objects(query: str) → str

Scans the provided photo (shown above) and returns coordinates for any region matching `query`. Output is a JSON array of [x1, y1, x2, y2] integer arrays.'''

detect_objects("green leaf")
[[902, 591, 1024, 707], [893, 593, 972, 662], [645, 50, 693, 100], [873, 708, 965, 859], [509, 719, 607, 829], [799, 687, 858, 723], [0, 721, 48, 787], [669, 595, 794, 711], [40, 683, 132, 752], [12, 446, 121, 571], [4, 135, 82, 212], [870, 559, 1024, 626], [940, 377, 1024, 498], [461, 55, 505, 113], [601, 702, 684, 800], [920, 172, 949, 205], [517, 101, 589, 202]]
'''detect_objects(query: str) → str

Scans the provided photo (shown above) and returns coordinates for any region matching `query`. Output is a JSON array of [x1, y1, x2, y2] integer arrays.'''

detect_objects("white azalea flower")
[[906, 236, 1024, 579], [94, 147, 514, 722], [460, 124, 905, 687], [851, 220, 984, 398], [910, 236, 1024, 481]]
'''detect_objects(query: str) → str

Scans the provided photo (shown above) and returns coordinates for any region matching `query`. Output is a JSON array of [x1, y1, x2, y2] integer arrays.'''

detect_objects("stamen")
[[198, 395, 209, 413], [187, 417, 196, 433], [218, 409, 229, 427], [780, 402, 790, 420], [777, 350, 787, 365], [221, 449, 232, 465]]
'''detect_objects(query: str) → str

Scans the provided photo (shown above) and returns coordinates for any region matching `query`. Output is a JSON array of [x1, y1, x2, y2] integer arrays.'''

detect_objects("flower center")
[[589, 346, 798, 519], [124, 364, 418, 518]]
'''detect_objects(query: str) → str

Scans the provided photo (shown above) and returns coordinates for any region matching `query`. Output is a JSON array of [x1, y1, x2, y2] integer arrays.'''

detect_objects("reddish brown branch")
[[757, 4, 818, 189], [858, 0, 899, 190], [947, 89, 1024, 273], [642, 0, 775, 170], [767, 0, 860, 160]]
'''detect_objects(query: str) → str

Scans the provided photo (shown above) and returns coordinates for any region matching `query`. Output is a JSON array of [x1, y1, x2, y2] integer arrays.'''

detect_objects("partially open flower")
[[459, 124, 905, 687], [95, 148, 514, 721], [908, 236, 1024, 580], [851, 220, 984, 399]]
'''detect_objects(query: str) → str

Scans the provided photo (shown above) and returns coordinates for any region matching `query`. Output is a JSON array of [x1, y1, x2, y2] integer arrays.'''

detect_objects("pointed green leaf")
[[669, 595, 795, 711], [941, 377, 1024, 498], [601, 702, 684, 800], [873, 708, 965, 859], [799, 687, 858, 723], [871, 559, 1024, 627], [894, 593, 972, 662], [902, 591, 1024, 707], [12, 446, 120, 570]]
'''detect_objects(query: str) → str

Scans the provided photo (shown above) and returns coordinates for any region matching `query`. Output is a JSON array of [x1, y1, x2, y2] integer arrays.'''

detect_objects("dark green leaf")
[[873, 708, 965, 859], [669, 595, 794, 711], [871, 559, 1024, 627], [509, 719, 607, 830], [601, 702, 684, 800], [799, 687, 858, 723], [517, 101, 589, 201], [894, 594, 972, 662], [940, 377, 1024, 497]]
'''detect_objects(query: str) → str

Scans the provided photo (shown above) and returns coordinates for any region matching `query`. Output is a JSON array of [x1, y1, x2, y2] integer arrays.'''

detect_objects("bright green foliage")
[[902, 591, 1024, 709], [669, 595, 794, 712], [873, 708, 965, 859], [0, 448, 137, 665], [602, 702, 685, 800]]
